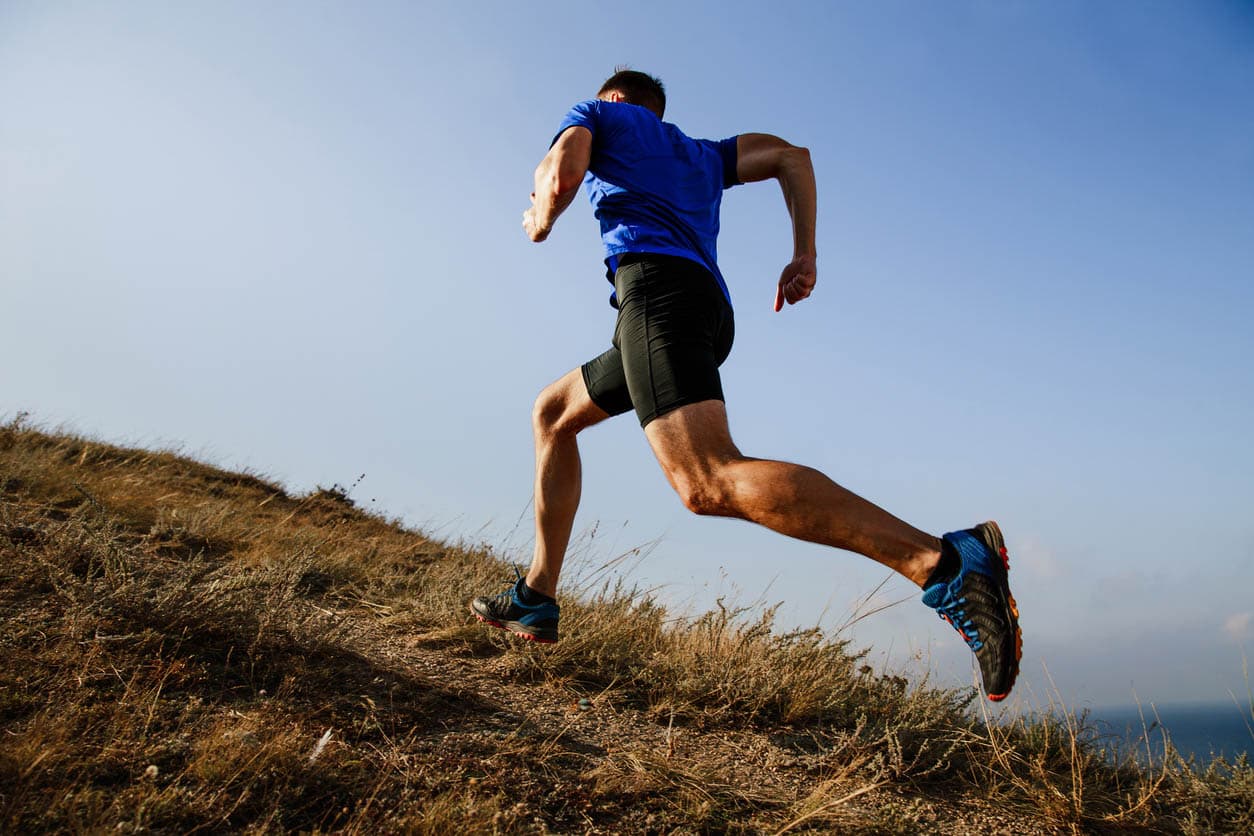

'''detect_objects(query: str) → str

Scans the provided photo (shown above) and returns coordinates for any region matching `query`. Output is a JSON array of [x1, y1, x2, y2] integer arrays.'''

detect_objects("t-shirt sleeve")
[[716, 136, 740, 188], [551, 100, 599, 148]]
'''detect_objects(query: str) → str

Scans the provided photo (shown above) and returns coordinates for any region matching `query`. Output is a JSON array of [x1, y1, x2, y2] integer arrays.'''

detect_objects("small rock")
[[578, 698, 592, 711], [144, 764, 159, 779]]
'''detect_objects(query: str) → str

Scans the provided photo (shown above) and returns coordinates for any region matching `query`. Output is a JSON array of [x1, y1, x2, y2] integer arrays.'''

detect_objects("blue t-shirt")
[[553, 100, 740, 306]]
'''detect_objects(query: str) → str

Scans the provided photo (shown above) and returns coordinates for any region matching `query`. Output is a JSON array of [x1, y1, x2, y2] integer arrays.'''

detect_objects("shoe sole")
[[470, 607, 558, 644], [974, 520, 1022, 701]]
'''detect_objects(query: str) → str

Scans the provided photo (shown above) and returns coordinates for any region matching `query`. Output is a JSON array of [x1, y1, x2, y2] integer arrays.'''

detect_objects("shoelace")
[[486, 566, 525, 606], [934, 593, 983, 651]]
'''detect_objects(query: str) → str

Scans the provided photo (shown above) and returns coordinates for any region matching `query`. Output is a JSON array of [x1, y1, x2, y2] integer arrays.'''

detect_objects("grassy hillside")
[[0, 415, 1249, 833]]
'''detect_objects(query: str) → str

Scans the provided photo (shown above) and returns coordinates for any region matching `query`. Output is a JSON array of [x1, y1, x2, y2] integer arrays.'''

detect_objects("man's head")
[[597, 69, 666, 119]]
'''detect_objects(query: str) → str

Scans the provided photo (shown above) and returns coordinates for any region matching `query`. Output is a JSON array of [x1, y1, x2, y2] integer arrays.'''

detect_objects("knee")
[[671, 471, 736, 518], [532, 383, 577, 439]]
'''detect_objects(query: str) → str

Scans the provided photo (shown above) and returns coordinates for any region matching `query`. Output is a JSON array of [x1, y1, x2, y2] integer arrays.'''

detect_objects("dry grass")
[[1, 415, 1251, 833]]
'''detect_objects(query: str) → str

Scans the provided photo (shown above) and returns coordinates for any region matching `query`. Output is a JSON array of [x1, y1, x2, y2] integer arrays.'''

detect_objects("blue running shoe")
[[922, 521, 1021, 701], [470, 569, 560, 644]]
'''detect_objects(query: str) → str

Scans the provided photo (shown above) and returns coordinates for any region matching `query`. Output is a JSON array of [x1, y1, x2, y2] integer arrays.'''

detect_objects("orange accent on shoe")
[[474, 613, 506, 630], [513, 631, 556, 644]]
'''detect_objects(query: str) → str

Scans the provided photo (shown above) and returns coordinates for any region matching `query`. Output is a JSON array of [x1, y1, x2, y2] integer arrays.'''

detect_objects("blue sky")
[[3, 1, 1252, 709]]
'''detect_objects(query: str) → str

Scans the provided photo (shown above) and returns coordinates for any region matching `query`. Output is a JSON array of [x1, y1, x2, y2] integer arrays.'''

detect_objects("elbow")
[[762, 145, 811, 181], [537, 168, 582, 201], [782, 145, 811, 171], [770, 145, 812, 184]]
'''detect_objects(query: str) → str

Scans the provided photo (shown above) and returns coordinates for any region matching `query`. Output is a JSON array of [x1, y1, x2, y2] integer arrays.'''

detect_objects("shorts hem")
[[582, 361, 631, 417], [637, 394, 725, 428]]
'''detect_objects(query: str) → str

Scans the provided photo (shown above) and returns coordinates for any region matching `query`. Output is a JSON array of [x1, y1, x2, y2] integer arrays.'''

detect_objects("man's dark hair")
[[597, 69, 666, 118]]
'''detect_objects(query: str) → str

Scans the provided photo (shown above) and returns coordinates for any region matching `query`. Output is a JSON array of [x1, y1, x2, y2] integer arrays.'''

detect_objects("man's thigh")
[[642, 399, 741, 487]]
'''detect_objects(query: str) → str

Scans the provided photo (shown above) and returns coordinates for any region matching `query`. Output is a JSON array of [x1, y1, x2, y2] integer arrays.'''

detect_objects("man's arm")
[[523, 126, 592, 242], [735, 133, 817, 311]]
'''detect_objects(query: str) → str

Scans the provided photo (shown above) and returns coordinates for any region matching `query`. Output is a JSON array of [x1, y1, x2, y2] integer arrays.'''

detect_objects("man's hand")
[[523, 200, 550, 243], [774, 254, 816, 312]]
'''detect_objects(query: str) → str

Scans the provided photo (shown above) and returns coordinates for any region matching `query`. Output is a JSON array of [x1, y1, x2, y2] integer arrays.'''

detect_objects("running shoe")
[[469, 569, 560, 644], [922, 521, 1022, 701]]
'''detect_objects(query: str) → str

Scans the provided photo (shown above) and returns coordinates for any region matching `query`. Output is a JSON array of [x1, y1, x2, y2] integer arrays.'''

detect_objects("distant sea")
[[1088, 702, 1252, 766]]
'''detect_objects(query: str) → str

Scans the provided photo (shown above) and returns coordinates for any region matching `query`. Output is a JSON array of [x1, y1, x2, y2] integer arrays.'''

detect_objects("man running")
[[471, 70, 1022, 701]]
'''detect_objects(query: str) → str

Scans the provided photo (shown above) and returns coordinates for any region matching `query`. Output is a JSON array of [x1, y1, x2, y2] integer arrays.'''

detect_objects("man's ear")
[[601, 90, 625, 104]]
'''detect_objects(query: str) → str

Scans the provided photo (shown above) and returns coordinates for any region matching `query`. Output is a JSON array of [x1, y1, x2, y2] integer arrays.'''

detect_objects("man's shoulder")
[[560, 99, 642, 134], [560, 99, 601, 123], [581, 100, 665, 126], [656, 118, 732, 153]]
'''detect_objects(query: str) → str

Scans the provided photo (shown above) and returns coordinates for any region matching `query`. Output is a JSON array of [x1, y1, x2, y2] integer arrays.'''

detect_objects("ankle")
[[920, 538, 962, 589], [906, 538, 946, 588], [520, 575, 557, 604]]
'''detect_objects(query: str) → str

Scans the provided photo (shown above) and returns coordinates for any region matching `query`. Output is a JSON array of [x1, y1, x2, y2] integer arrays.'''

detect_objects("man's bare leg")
[[643, 399, 942, 586], [525, 368, 610, 598]]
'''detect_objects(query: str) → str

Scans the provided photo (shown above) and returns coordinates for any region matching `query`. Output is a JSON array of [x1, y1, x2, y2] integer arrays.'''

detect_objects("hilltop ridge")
[[0, 417, 1249, 833]]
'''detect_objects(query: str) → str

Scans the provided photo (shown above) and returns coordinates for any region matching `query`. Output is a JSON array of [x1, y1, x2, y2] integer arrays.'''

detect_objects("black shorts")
[[581, 253, 735, 427]]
